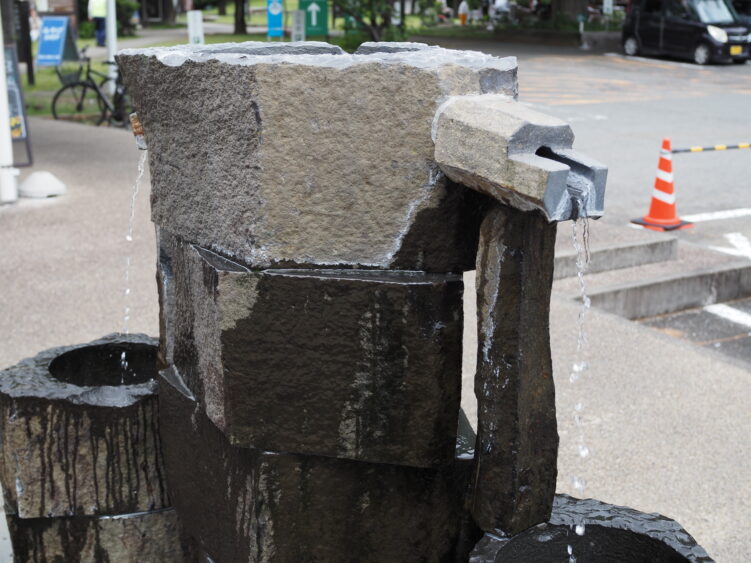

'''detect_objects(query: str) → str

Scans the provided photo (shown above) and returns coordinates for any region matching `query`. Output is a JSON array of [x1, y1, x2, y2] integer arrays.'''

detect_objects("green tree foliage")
[[333, 0, 394, 40]]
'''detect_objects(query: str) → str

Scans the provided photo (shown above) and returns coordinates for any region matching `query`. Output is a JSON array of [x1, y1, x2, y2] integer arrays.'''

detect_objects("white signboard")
[[292, 10, 306, 42], [187, 10, 205, 44], [603, 0, 613, 16]]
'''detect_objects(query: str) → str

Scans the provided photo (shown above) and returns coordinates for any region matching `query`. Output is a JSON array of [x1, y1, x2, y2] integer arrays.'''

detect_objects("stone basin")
[[0, 334, 169, 518], [470, 495, 713, 563]]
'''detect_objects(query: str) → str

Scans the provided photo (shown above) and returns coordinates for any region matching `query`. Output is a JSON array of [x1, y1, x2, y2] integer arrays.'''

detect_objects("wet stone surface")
[[159, 367, 477, 563], [8, 508, 188, 563], [0, 334, 169, 518], [471, 202, 559, 535], [469, 494, 714, 563], [165, 238, 465, 468], [117, 42, 508, 272]]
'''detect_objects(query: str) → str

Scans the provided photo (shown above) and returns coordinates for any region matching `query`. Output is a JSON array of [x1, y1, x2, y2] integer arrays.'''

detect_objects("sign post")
[[5, 46, 32, 167], [105, 0, 117, 92], [291, 9, 305, 41], [300, 0, 327, 36], [267, 0, 284, 38], [0, 3, 19, 203], [187, 10, 205, 44]]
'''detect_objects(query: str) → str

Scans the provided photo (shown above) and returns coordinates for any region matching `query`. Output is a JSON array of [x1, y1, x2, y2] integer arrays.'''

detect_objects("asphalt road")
[[418, 37, 751, 249], [0, 38, 749, 561]]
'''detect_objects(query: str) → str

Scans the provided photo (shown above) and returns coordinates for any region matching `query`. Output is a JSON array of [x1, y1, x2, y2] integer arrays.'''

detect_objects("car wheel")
[[733, 58, 747, 64], [623, 36, 640, 56], [693, 43, 711, 65]]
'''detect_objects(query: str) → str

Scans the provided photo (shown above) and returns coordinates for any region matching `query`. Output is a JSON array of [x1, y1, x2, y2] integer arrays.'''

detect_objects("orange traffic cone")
[[632, 138, 693, 231]]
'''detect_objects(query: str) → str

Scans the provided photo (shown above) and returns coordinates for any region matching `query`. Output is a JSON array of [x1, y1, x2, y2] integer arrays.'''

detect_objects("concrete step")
[[554, 240, 751, 319], [554, 220, 677, 280]]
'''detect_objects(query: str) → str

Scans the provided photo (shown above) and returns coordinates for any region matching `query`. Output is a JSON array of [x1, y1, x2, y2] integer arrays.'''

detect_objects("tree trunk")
[[218, 0, 227, 15], [234, 0, 247, 34], [162, 0, 178, 25]]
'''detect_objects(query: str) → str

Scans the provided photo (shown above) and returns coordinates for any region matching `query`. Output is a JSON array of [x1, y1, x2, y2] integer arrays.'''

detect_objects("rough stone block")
[[433, 95, 607, 221], [159, 367, 475, 563], [7, 508, 189, 563], [117, 42, 511, 272], [471, 202, 559, 535], [162, 235, 463, 468], [0, 334, 169, 518]]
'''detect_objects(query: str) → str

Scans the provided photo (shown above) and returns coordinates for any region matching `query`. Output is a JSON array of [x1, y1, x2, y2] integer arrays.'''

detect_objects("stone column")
[[472, 203, 559, 535]]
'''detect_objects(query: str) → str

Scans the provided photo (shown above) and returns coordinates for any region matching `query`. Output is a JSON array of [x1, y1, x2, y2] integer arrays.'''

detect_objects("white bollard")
[[187, 11, 205, 45]]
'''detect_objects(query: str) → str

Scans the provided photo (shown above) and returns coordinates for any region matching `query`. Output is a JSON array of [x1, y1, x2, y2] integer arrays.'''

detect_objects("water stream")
[[567, 215, 591, 562], [121, 151, 148, 380]]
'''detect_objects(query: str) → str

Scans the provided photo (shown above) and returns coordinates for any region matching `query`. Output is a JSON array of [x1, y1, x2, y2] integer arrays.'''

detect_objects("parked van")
[[622, 0, 750, 64]]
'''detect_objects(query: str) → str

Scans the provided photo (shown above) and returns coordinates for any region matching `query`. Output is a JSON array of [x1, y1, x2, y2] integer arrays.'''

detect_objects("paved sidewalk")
[[1, 112, 748, 562]]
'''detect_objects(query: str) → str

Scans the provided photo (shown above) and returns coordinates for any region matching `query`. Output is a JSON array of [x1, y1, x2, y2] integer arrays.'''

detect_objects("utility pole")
[[0, 1, 19, 203], [106, 0, 117, 94]]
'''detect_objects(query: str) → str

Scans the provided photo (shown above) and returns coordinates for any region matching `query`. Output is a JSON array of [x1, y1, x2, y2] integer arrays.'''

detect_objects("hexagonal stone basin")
[[49, 341, 157, 387], [0, 334, 169, 520]]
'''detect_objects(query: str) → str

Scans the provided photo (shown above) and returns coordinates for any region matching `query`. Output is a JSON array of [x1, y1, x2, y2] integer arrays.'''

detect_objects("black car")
[[733, 0, 751, 26], [622, 0, 751, 64]]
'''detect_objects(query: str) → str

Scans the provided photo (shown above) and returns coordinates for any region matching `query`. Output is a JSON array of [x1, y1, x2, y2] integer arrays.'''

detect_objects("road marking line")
[[603, 53, 708, 70], [709, 232, 751, 259], [682, 208, 751, 222], [704, 304, 751, 329]]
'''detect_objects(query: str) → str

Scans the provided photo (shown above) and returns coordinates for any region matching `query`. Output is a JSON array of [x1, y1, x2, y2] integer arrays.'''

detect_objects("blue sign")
[[37, 16, 78, 67], [267, 0, 284, 37]]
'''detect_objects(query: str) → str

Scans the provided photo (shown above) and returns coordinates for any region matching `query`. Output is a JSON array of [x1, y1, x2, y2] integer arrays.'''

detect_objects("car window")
[[687, 0, 737, 22], [666, 0, 694, 17]]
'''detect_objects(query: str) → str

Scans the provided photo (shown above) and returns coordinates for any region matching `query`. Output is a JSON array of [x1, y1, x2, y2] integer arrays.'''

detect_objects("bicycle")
[[52, 47, 132, 127]]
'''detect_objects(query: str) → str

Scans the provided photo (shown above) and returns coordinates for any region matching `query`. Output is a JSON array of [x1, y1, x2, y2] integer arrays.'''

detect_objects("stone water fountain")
[[0, 42, 712, 561]]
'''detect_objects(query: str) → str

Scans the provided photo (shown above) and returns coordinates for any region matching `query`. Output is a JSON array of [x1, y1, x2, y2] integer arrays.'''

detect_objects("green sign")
[[300, 0, 328, 36]]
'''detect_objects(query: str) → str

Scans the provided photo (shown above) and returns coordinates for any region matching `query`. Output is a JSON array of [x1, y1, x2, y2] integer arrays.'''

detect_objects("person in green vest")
[[88, 0, 107, 46]]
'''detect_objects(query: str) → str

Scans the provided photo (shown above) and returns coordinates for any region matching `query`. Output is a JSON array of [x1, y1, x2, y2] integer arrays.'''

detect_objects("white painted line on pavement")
[[682, 208, 751, 222], [603, 53, 708, 70], [709, 232, 751, 259], [704, 303, 751, 329]]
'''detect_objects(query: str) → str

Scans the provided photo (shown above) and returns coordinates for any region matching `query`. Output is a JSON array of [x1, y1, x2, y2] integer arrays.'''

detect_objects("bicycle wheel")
[[52, 82, 106, 125], [107, 88, 133, 128], [97, 78, 133, 128]]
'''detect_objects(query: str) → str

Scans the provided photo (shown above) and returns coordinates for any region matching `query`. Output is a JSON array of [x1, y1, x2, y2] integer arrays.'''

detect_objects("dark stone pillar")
[[471, 202, 559, 535]]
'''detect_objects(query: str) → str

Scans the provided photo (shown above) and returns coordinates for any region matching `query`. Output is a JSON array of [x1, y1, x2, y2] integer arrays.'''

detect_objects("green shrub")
[[78, 20, 95, 39]]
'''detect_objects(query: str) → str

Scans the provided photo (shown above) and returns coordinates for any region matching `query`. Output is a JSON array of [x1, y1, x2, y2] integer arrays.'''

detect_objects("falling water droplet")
[[572, 476, 587, 494], [567, 545, 573, 555], [575, 523, 586, 536], [578, 444, 590, 458], [574, 402, 583, 412]]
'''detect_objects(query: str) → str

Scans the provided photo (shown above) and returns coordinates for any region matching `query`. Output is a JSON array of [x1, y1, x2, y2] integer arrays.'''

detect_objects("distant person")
[[88, 0, 107, 47], [458, 0, 469, 24]]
